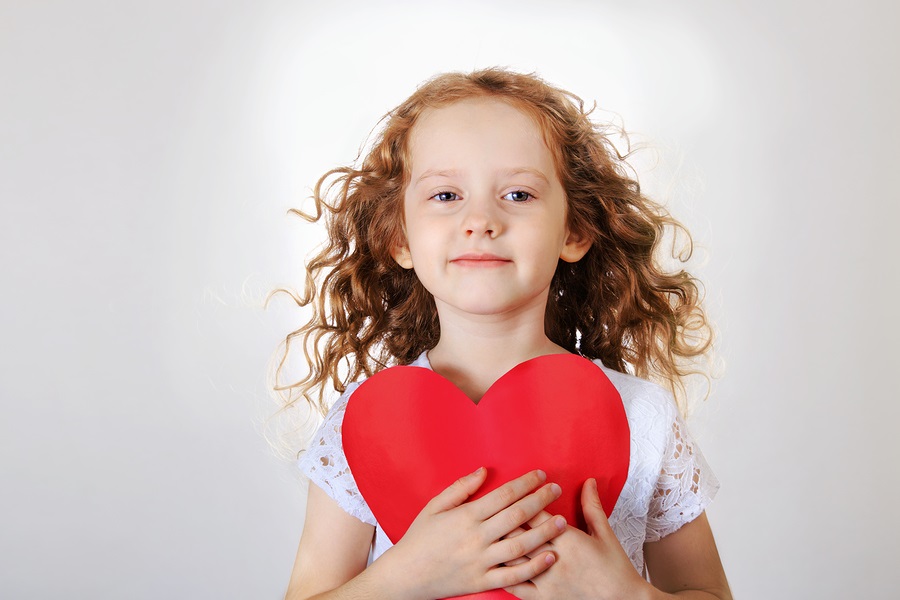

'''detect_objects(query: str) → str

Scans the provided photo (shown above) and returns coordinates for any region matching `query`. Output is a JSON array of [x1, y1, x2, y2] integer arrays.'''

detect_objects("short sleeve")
[[297, 382, 377, 526], [644, 405, 720, 542]]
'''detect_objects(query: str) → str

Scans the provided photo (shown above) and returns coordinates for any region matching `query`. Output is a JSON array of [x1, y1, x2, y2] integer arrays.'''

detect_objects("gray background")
[[2, 0, 898, 598]]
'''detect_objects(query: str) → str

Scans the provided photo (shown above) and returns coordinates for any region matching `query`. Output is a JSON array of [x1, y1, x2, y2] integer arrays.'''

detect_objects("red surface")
[[342, 354, 630, 599]]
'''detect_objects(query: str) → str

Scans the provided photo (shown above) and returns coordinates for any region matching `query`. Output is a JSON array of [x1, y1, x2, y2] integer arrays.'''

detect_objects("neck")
[[426, 299, 570, 402]]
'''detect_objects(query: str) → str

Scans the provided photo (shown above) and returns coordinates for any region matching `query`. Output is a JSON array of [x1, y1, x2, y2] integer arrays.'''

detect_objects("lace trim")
[[297, 382, 376, 526], [644, 406, 719, 542]]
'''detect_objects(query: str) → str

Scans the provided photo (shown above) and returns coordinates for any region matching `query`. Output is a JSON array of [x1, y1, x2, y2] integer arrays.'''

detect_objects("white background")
[[2, 1, 898, 598]]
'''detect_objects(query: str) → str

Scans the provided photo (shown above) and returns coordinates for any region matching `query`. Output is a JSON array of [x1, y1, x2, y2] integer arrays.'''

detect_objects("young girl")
[[277, 68, 731, 599]]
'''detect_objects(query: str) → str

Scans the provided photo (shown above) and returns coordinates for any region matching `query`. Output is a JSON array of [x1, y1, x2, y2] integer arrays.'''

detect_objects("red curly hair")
[[270, 68, 713, 421]]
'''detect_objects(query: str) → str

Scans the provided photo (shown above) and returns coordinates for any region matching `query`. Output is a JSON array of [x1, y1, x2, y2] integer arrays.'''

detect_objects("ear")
[[390, 243, 414, 269], [560, 229, 592, 263]]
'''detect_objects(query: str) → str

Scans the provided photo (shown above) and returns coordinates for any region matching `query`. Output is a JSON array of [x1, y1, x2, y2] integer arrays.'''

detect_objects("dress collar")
[[409, 351, 432, 370]]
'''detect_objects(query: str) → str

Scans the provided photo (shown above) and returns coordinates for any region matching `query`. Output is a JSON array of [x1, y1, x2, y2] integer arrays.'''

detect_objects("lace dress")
[[298, 352, 719, 575]]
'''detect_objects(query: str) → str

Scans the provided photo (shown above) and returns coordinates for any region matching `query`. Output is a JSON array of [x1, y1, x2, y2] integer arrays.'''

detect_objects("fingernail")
[[550, 483, 562, 496], [545, 553, 556, 565], [536, 469, 547, 481], [554, 516, 566, 530], [471, 466, 485, 476]]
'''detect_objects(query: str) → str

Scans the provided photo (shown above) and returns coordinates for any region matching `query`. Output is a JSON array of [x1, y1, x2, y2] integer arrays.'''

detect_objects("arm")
[[504, 481, 731, 600], [642, 512, 732, 599], [284, 482, 376, 600], [285, 468, 568, 600], [640, 390, 728, 598]]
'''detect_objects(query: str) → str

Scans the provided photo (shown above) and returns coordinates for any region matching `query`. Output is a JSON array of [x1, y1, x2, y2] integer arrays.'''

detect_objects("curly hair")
[[270, 67, 713, 424]]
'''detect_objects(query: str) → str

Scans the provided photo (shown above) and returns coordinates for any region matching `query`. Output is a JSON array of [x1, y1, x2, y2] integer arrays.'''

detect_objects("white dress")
[[298, 352, 719, 575]]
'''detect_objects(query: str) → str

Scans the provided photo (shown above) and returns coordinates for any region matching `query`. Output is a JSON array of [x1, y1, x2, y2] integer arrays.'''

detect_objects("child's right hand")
[[372, 467, 567, 600]]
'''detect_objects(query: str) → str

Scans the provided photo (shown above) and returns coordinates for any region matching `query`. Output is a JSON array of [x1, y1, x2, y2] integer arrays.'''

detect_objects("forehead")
[[406, 98, 556, 176]]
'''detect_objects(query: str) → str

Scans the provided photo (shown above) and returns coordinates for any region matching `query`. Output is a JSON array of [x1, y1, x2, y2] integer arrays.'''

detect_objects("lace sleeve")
[[645, 403, 720, 542], [297, 382, 377, 526]]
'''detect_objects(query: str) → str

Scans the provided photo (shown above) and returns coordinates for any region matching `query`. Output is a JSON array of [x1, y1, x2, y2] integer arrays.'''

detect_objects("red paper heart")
[[343, 354, 630, 599]]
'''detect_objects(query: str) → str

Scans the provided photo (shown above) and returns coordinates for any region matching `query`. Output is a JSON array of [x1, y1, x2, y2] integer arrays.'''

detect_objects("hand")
[[504, 478, 651, 600], [378, 467, 569, 600]]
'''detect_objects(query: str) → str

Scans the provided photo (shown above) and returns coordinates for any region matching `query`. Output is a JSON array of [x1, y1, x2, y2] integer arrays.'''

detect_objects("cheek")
[[529, 220, 567, 251], [404, 231, 440, 268]]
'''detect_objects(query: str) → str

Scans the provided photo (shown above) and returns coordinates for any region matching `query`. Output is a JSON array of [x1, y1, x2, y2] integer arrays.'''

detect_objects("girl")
[[277, 68, 731, 599]]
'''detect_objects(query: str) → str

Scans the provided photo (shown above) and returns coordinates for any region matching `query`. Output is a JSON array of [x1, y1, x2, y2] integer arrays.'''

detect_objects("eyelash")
[[429, 190, 534, 203], [503, 190, 533, 203], [431, 191, 459, 202]]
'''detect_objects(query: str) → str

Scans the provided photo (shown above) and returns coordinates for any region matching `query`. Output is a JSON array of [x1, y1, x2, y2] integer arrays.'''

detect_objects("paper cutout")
[[343, 354, 630, 599]]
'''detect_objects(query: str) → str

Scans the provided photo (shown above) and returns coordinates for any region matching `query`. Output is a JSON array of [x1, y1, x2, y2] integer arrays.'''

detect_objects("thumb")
[[581, 478, 611, 538], [428, 466, 487, 513]]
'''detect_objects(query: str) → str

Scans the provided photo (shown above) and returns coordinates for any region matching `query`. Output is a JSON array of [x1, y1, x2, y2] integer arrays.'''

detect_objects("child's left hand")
[[502, 478, 653, 600]]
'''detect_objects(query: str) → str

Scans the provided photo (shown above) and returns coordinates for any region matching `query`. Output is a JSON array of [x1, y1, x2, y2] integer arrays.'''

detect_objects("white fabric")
[[298, 352, 719, 575]]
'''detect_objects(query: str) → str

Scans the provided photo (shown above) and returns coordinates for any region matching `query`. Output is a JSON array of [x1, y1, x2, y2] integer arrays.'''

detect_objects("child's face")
[[392, 98, 590, 319]]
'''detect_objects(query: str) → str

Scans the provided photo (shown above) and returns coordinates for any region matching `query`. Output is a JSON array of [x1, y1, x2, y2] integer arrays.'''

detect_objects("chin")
[[435, 293, 545, 318], [457, 301, 530, 317]]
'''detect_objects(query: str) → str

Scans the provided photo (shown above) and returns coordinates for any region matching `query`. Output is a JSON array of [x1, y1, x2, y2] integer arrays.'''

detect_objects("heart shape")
[[343, 354, 630, 599]]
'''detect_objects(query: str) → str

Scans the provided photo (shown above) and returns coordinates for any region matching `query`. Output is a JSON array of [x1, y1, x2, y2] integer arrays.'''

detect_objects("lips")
[[450, 252, 512, 265]]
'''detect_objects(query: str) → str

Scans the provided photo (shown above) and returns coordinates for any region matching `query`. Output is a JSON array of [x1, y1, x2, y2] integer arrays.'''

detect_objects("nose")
[[461, 195, 501, 238]]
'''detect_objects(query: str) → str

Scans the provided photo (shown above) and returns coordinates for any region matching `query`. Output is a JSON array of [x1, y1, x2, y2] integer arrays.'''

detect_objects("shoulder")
[[306, 380, 365, 435], [591, 360, 678, 425], [326, 380, 364, 415], [326, 358, 427, 417], [589, 360, 680, 476], [298, 379, 378, 526]]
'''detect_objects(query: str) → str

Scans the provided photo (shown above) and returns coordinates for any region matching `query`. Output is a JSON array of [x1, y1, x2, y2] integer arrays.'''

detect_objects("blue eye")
[[503, 190, 533, 202], [431, 191, 459, 202]]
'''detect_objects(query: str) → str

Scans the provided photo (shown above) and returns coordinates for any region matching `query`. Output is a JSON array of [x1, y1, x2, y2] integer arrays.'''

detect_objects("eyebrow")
[[414, 167, 550, 186]]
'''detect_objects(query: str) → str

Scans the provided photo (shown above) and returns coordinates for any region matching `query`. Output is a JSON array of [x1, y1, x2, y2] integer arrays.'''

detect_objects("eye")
[[503, 190, 533, 202], [430, 191, 459, 202]]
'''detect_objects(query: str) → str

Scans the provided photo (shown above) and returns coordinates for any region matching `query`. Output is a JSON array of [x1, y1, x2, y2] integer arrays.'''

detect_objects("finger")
[[524, 541, 554, 558], [425, 466, 487, 513], [483, 482, 561, 540], [469, 469, 547, 520], [502, 525, 557, 558], [488, 551, 556, 591], [505, 540, 554, 564], [491, 514, 566, 564], [502, 527, 528, 540], [581, 478, 612, 537], [525, 509, 554, 529], [513, 530, 556, 560]]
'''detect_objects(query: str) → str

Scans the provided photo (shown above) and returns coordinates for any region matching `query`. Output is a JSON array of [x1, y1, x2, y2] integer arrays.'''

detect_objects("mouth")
[[450, 253, 512, 267]]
